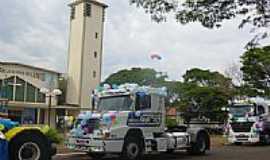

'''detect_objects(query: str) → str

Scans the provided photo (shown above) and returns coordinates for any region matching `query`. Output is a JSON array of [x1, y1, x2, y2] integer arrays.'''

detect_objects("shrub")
[[166, 118, 177, 128], [45, 128, 64, 144]]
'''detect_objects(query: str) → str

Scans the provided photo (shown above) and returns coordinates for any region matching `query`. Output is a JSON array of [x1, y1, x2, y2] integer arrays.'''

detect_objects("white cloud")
[[0, 0, 269, 81]]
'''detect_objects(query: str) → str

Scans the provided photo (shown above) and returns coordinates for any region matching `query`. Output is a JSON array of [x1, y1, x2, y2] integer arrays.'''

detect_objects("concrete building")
[[0, 62, 61, 126], [66, 0, 107, 109], [0, 0, 108, 128]]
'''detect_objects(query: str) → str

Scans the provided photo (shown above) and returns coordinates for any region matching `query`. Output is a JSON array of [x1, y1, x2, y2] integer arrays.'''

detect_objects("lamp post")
[[40, 88, 62, 127]]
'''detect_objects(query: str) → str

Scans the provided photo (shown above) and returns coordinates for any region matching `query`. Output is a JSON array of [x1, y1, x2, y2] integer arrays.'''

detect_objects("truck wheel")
[[122, 136, 143, 160], [188, 133, 207, 155], [265, 134, 270, 145], [9, 132, 49, 160], [259, 134, 270, 145]]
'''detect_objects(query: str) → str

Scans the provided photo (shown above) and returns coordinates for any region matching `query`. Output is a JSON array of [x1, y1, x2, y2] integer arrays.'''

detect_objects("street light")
[[40, 88, 62, 127]]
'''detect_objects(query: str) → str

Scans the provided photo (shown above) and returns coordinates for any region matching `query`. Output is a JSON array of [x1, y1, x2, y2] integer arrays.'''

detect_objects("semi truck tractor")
[[225, 99, 270, 144], [66, 84, 210, 160]]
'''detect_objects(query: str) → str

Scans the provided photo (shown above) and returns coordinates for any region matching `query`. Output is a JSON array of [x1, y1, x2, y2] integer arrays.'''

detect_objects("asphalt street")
[[53, 145, 270, 160]]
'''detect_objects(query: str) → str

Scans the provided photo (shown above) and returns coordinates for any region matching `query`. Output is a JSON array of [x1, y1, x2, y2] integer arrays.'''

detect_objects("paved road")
[[53, 145, 270, 160]]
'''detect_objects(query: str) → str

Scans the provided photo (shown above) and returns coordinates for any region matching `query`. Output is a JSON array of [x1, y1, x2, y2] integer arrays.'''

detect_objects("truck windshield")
[[98, 96, 133, 111], [229, 105, 254, 117]]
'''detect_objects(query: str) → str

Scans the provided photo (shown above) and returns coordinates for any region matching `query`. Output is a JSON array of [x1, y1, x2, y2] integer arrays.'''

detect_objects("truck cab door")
[[133, 92, 164, 132]]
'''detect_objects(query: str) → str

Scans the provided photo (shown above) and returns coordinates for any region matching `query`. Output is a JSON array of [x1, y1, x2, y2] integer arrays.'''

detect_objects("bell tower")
[[66, 0, 107, 108]]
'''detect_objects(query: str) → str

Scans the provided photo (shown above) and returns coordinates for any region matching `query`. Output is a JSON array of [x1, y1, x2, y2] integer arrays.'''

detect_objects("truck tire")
[[122, 136, 143, 160], [259, 134, 270, 145], [9, 132, 49, 160], [188, 133, 207, 155]]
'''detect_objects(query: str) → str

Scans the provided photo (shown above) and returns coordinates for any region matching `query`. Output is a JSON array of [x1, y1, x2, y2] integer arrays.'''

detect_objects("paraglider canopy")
[[150, 53, 162, 60]]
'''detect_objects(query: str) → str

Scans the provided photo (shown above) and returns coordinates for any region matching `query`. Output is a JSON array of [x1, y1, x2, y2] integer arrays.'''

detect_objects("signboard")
[[0, 66, 46, 82], [127, 112, 162, 127]]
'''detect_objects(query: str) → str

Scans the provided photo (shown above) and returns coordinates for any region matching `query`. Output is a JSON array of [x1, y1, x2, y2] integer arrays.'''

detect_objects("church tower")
[[66, 0, 107, 108]]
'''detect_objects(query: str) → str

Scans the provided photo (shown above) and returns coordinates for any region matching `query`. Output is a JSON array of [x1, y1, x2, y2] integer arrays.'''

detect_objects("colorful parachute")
[[150, 53, 162, 60]]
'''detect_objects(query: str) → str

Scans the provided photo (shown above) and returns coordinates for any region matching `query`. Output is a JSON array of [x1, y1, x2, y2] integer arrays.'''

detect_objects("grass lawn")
[[211, 135, 227, 148]]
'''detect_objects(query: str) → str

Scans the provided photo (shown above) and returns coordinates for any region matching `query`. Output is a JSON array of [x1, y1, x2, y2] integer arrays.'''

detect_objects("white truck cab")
[[225, 99, 270, 145], [66, 84, 210, 159]]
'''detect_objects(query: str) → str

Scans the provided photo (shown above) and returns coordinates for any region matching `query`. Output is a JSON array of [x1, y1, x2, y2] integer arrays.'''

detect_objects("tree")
[[130, 0, 270, 47], [179, 68, 234, 121], [241, 45, 270, 96], [104, 67, 167, 86], [183, 68, 233, 95], [104, 68, 180, 106]]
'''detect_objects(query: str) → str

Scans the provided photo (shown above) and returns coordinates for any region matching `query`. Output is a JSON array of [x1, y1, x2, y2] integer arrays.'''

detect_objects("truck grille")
[[231, 122, 254, 132]]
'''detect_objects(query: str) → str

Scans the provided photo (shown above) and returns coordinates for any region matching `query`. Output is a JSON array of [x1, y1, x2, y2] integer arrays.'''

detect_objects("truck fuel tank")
[[165, 132, 190, 149]]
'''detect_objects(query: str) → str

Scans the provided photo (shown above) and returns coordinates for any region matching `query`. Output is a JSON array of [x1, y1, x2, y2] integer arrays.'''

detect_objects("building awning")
[[4, 101, 90, 111], [7, 101, 48, 109], [55, 105, 90, 111]]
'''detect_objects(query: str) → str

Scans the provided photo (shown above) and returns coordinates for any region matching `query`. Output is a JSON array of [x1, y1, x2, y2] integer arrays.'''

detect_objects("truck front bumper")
[[228, 133, 260, 143], [66, 137, 124, 153]]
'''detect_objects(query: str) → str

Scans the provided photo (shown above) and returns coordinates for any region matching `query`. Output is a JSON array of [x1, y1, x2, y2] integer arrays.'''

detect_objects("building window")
[[135, 92, 151, 110], [37, 90, 46, 103], [26, 83, 36, 102], [95, 32, 98, 39], [4, 76, 15, 100], [71, 7, 76, 20], [102, 9, 105, 22], [93, 71, 96, 78], [15, 77, 25, 102], [94, 51, 97, 58], [84, 3, 91, 17]]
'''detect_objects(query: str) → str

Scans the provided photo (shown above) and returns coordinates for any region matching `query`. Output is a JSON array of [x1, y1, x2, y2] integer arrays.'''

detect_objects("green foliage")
[[104, 68, 167, 86], [130, 0, 270, 46], [166, 118, 177, 128], [178, 68, 233, 121], [241, 46, 270, 97], [104, 67, 233, 122], [183, 68, 233, 89], [104, 67, 182, 106], [45, 128, 64, 144]]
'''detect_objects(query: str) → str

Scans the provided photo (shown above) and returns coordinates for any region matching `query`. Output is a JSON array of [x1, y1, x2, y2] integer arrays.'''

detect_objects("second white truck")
[[66, 84, 210, 159], [225, 99, 270, 145]]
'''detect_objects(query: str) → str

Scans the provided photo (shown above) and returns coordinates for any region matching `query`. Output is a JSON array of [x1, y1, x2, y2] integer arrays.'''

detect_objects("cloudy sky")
[[0, 0, 269, 81]]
